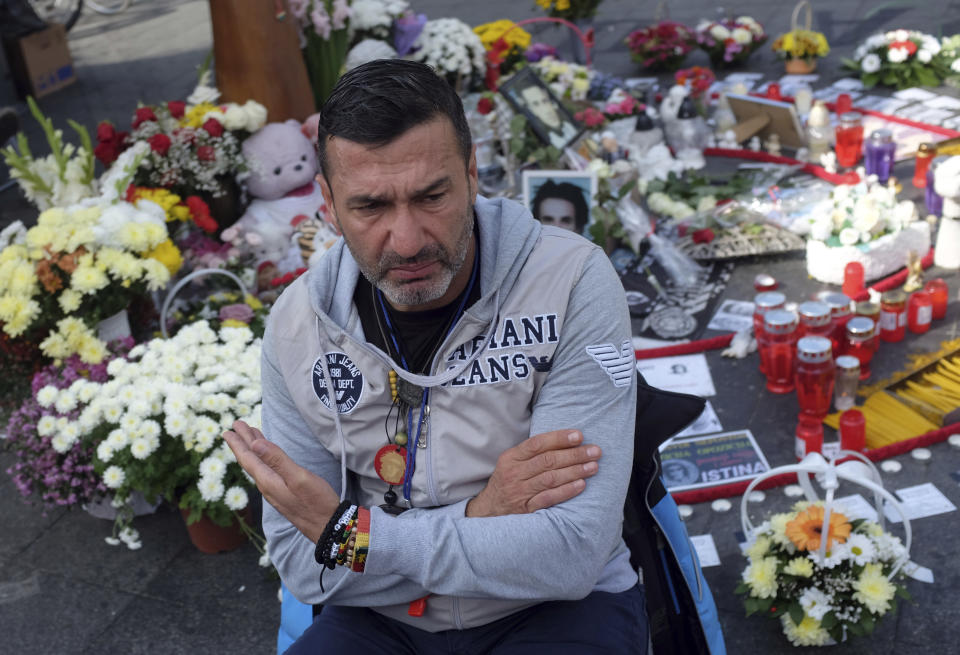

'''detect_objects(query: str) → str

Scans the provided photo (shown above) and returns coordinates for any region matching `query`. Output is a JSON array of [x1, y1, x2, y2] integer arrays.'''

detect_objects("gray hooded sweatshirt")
[[261, 196, 638, 632]]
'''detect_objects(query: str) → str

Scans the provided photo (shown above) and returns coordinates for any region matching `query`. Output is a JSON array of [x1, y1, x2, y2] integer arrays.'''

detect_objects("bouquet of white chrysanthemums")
[[736, 500, 910, 647], [409, 18, 487, 91], [36, 321, 262, 549], [846, 29, 960, 90]]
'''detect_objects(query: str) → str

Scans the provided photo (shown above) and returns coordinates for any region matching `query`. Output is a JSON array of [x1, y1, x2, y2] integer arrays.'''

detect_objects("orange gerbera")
[[784, 506, 852, 551]]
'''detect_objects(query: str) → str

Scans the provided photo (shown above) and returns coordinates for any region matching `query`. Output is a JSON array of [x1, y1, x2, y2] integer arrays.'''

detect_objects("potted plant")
[[771, 2, 829, 74], [625, 21, 697, 72], [5, 343, 131, 512], [38, 320, 263, 552], [695, 15, 767, 68], [0, 203, 174, 366]]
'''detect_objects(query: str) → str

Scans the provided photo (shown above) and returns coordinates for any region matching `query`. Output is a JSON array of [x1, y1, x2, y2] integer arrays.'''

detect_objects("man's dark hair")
[[532, 180, 590, 232], [316, 59, 472, 183]]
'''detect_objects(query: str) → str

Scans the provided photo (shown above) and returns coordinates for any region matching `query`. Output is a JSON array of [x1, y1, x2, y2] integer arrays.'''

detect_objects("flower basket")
[[738, 452, 913, 646], [785, 58, 817, 74], [159, 268, 248, 339], [774, 2, 827, 75], [180, 506, 250, 554]]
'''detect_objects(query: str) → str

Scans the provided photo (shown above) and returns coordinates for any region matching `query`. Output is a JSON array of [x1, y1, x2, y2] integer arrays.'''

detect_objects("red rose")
[[124, 184, 137, 203], [167, 101, 186, 118], [477, 97, 494, 115], [148, 133, 172, 156], [202, 118, 224, 137], [94, 141, 119, 166], [196, 145, 216, 161], [132, 107, 157, 128], [692, 228, 716, 244], [96, 121, 116, 142]]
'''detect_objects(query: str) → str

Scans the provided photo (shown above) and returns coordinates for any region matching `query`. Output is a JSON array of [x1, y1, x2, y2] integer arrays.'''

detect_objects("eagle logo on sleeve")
[[585, 340, 634, 388]]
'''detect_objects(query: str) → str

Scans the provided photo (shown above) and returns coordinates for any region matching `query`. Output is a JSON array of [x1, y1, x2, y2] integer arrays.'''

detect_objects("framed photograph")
[[522, 169, 597, 235], [500, 67, 584, 151], [725, 93, 805, 149]]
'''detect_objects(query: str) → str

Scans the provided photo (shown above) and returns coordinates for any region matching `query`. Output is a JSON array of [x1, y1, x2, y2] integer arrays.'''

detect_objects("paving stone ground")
[[2, 1, 960, 653]]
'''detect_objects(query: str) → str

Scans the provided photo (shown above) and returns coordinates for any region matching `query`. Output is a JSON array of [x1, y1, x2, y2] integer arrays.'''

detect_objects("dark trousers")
[[286, 584, 647, 655]]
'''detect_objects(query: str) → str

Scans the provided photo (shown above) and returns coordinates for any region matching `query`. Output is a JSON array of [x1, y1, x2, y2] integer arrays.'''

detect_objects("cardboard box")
[[1, 24, 76, 99]]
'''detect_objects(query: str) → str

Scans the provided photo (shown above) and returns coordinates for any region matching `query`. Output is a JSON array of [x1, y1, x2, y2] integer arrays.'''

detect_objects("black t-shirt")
[[354, 260, 481, 374]]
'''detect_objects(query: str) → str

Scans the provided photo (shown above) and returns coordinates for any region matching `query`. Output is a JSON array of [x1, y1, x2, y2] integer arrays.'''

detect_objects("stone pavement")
[[2, 1, 960, 653]]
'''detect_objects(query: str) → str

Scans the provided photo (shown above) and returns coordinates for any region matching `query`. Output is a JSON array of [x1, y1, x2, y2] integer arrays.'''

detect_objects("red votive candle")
[[762, 309, 799, 394], [908, 291, 933, 334], [842, 262, 865, 300], [842, 317, 876, 380], [835, 112, 864, 168], [754, 273, 778, 292], [823, 292, 853, 356], [754, 291, 786, 374], [923, 278, 948, 320], [879, 290, 907, 342], [839, 408, 866, 453], [796, 415, 824, 461], [835, 93, 853, 116], [796, 336, 835, 418], [798, 301, 833, 340]]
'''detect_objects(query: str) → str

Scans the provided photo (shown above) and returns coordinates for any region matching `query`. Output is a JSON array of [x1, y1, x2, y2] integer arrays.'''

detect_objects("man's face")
[[319, 117, 478, 311], [537, 197, 578, 232], [520, 86, 561, 130]]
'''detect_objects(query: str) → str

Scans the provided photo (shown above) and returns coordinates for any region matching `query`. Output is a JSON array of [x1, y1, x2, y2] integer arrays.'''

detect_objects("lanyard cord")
[[376, 250, 480, 501]]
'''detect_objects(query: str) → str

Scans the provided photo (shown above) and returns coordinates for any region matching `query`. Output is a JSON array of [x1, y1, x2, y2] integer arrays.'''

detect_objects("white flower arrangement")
[[846, 29, 956, 90], [737, 499, 909, 646], [529, 56, 596, 102], [348, 0, 409, 41], [409, 18, 487, 89], [35, 321, 262, 549], [1, 97, 98, 211], [794, 179, 918, 246]]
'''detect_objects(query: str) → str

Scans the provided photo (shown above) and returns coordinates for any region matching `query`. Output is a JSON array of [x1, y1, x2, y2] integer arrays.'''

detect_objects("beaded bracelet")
[[315, 502, 371, 590]]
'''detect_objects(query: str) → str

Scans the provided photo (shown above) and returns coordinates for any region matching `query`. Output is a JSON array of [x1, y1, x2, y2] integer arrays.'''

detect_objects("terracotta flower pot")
[[180, 508, 249, 554], [785, 58, 817, 74]]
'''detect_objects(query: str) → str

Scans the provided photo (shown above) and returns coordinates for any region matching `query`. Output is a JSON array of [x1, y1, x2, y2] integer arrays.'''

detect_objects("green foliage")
[[508, 115, 562, 168]]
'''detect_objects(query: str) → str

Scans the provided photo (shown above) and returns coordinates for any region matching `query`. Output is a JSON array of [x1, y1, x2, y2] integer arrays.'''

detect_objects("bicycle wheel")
[[27, 0, 84, 31], [85, 0, 130, 14]]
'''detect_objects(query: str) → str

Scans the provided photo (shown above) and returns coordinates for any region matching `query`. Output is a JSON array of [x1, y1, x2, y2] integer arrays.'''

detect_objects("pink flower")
[[331, 0, 350, 31], [288, 0, 308, 19], [311, 4, 331, 39], [219, 303, 255, 324]]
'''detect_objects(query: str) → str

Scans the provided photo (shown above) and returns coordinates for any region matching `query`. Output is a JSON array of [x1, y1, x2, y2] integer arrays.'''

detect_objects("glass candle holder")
[[839, 408, 866, 453], [908, 290, 933, 334], [855, 301, 881, 354], [823, 292, 853, 356], [924, 278, 948, 320], [834, 355, 860, 411], [798, 301, 832, 340], [835, 112, 864, 168], [879, 290, 907, 342], [761, 309, 799, 394], [842, 316, 876, 380], [796, 336, 835, 418], [754, 291, 786, 374], [835, 93, 853, 115], [913, 143, 936, 189], [864, 129, 896, 183], [795, 416, 824, 461]]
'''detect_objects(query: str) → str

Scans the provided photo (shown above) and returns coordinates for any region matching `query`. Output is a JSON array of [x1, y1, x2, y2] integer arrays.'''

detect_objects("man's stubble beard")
[[342, 199, 475, 307]]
